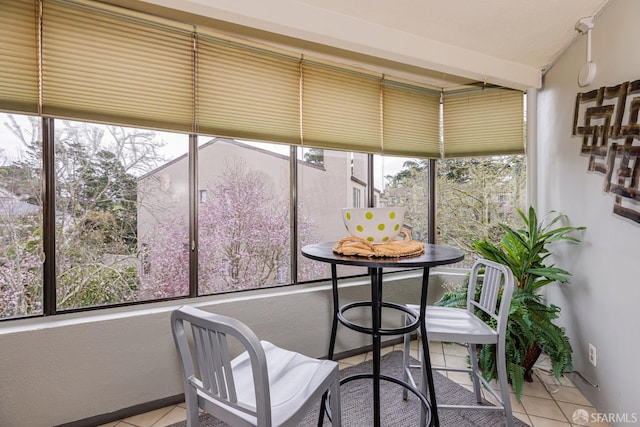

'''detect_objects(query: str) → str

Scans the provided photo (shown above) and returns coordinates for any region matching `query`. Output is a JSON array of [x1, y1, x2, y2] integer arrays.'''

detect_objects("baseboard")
[[330, 336, 405, 360], [54, 394, 185, 427], [55, 337, 406, 427]]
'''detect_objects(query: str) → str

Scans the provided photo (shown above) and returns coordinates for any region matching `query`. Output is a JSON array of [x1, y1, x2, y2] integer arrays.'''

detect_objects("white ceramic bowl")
[[341, 207, 406, 244]]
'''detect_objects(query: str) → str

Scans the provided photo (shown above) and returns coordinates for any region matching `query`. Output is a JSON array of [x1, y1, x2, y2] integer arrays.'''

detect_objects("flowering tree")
[[0, 213, 42, 317], [139, 161, 323, 298]]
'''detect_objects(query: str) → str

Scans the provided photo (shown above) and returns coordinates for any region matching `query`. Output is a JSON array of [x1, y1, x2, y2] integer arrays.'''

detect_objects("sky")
[[0, 112, 407, 189]]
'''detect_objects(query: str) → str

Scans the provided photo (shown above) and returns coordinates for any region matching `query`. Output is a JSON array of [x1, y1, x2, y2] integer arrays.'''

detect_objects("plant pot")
[[522, 341, 542, 382]]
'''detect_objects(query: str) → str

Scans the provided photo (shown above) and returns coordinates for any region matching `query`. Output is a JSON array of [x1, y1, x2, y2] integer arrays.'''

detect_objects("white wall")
[[537, 0, 640, 420], [0, 270, 464, 427]]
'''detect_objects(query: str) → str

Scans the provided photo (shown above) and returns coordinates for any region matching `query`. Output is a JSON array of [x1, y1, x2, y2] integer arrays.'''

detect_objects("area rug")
[[168, 351, 529, 426]]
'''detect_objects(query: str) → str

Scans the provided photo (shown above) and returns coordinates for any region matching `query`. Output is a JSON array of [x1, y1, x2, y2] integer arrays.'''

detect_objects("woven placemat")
[[333, 233, 425, 258]]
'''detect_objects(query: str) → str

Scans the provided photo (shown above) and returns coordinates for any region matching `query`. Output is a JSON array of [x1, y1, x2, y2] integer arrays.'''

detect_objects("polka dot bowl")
[[341, 207, 406, 244]]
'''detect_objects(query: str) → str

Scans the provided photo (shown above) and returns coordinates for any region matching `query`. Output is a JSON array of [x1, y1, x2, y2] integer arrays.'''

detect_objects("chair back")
[[171, 305, 271, 426], [466, 259, 515, 338]]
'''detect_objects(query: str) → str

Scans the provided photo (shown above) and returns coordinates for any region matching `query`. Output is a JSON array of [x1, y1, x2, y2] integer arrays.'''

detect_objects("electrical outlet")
[[588, 343, 597, 367]]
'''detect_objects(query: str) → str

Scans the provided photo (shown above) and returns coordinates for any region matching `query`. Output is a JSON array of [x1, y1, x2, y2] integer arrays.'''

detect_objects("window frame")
[[0, 0, 525, 320], [15, 117, 436, 320]]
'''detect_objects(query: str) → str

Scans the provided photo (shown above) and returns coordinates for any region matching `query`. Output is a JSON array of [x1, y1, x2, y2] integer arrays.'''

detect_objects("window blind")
[[0, 0, 39, 114], [382, 79, 441, 157], [196, 34, 301, 145], [0, 0, 526, 159], [41, 0, 195, 132], [442, 87, 524, 158], [301, 60, 382, 153]]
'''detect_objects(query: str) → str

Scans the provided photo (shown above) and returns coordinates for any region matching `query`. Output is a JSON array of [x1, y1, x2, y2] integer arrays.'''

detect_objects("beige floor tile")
[[363, 346, 395, 360], [338, 353, 367, 365], [408, 348, 420, 360], [459, 383, 476, 393], [338, 362, 353, 370], [427, 352, 446, 366], [405, 347, 445, 367], [392, 343, 407, 352], [513, 410, 532, 425], [486, 378, 501, 391], [96, 422, 120, 427], [152, 406, 187, 426], [383, 345, 398, 355], [429, 341, 444, 354], [481, 389, 500, 406], [528, 415, 572, 426], [443, 354, 469, 369], [122, 406, 174, 427], [536, 369, 575, 388], [555, 401, 610, 426], [505, 392, 527, 413], [442, 342, 468, 356], [522, 380, 558, 399], [409, 339, 444, 353], [480, 388, 526, 415], [406, 339, 419, 351], [480, 392, 527, 413], [445, 370, 474, 386], [519, 395, 567, 421], [552, 386, 592, 406]]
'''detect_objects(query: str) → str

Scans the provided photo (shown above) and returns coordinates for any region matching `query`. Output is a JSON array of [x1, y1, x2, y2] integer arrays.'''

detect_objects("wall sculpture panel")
[[573, 80, 640, 223]]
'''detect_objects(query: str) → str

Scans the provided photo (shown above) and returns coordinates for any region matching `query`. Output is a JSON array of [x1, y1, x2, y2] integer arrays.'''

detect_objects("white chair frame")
[[171, 305, 341, 427], [402, 259, 516, 427]]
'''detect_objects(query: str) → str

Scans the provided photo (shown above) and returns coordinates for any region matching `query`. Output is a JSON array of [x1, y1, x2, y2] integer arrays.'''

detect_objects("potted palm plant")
[[436, 206, 585, 399]]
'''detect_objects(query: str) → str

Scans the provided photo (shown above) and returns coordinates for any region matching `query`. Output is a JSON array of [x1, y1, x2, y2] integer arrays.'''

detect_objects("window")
[[0, 114, 526, 319], [53, 119, 189, 309], [135, 131, 189, 301], [353, 188, 362, 208], [303, 147, 324, 165], [298, 148, 367, 280], [436, 155, 526, 265], [377, 155, 431, 242], [0, 113, 42, 319], [0, 0, 525, 319], [197, 138, 291, 293]]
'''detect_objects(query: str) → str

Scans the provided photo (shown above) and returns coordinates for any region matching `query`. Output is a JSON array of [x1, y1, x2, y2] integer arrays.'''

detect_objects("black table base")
[[302, 242, 464, 427], [318, 266, 436, 427]]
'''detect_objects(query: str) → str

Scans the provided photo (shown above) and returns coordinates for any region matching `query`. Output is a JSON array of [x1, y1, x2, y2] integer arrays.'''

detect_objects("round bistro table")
[[301, 242, 464, 427]]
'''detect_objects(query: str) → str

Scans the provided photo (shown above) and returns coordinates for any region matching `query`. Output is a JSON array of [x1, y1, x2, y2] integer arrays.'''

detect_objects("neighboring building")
[[137, 137, 379, 278]]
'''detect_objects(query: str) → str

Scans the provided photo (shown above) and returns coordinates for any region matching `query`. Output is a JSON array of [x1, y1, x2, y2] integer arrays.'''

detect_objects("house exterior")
[[137, 137, 379, 284], [138, 137, 377, 244]]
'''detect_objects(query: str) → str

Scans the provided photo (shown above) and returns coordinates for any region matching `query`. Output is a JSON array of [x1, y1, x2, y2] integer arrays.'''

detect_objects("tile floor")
[[100, 341, 608, 427]]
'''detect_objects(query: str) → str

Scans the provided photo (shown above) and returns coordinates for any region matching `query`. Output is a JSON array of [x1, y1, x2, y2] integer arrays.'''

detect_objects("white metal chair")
[[402, 259, 516, 427], [171, 305, 342, 427]]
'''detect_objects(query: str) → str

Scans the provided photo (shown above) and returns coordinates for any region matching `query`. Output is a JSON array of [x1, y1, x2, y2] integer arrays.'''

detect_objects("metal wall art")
[[572, 80, 640, 223]]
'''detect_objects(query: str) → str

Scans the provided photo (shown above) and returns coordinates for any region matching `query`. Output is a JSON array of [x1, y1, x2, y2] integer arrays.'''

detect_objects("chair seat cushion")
[[407, 304, 498, 344], [229, 341, 338, 425]]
